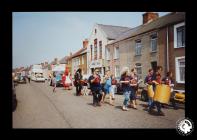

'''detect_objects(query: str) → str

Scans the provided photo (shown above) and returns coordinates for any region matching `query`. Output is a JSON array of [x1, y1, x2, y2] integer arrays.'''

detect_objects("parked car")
[[49, 72, 63, 87], [18, 76, 27, 84]]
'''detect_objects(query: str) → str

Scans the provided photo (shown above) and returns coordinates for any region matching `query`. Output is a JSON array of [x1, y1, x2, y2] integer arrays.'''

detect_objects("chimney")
[[83, 39, 89, 48], [143, 12, 159, 24], [70, 52, 72, 56]]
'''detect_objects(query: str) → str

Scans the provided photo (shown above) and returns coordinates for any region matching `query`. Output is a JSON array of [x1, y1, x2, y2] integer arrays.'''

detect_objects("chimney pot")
[[143, 12, 159, 24]]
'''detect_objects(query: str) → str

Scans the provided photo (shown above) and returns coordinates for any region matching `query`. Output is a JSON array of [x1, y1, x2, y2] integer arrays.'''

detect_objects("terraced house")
[[106, 12, 185, 90]]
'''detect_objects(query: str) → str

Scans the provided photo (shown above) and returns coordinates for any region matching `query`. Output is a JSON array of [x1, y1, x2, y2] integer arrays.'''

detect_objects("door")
[[151, 61, 157, 72]]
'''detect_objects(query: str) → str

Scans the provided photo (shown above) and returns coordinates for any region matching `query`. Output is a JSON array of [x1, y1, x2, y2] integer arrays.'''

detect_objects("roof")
[[71, 47, 87, 58], [97, 24, 131, 40], [59, 56, 69, 64], [109, 12, 185, 44]]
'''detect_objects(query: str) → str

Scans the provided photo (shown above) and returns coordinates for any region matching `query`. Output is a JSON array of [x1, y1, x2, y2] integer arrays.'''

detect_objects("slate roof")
[[109, 12, 185, 44], [97, 24, 131, 40]]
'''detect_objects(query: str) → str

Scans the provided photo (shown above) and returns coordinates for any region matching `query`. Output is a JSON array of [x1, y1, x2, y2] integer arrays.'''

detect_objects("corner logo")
[[176, 118, 194, 136]]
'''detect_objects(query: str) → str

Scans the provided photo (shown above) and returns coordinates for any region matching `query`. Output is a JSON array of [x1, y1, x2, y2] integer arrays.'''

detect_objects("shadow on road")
[[115, 106, 122, 110]]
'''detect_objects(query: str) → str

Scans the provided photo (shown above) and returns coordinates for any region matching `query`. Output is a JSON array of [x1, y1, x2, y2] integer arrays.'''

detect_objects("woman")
[[129, 68, 138, 109], [103, 70, 114, 106], [120, 67, 131, 111]]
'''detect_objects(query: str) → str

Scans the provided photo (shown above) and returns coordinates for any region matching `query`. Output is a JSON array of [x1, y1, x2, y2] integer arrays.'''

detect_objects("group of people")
[[52, 66, 177, 115], [87, 68, 117, 107], [144, 66, 177, 116], [73, 68, 117, 107]]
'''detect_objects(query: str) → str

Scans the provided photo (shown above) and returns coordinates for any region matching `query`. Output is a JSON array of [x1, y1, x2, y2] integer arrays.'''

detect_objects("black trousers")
[[92, 89, 102, 104], [76, 84, 82, 96]]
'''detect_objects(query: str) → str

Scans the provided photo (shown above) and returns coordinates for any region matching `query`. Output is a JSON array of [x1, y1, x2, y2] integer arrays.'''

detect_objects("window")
[[94, 39, 97, 60], [135, 40, 142, 56], [106, 48, 110, 60], [90, 45, 93, 61], [174, 22, 185, 48], [115, 65, 120, 78], [150, 33, 157, 52], [82, 55, 84, 65], [114, 47, 119, 59], [175, 56, 185, 83], [135, 63, 142, 79], [95, 29, 97, 34], [99, 41, 102, 59]]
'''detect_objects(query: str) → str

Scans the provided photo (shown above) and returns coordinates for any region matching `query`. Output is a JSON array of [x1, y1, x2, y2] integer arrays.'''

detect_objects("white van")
[[30, 65, 45, 82]]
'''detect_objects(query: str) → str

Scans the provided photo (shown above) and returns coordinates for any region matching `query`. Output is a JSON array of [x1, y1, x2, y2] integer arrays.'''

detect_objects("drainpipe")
[[166, 26, 169, 72]]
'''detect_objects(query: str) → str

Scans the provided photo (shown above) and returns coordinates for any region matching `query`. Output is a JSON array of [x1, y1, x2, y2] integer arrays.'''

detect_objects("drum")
[[153, 84, 171, 104], [147, 85, 154, 98]]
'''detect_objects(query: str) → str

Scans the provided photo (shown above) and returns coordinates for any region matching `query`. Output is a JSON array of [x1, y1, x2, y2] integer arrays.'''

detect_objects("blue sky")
[[13, 12, 170, 69]]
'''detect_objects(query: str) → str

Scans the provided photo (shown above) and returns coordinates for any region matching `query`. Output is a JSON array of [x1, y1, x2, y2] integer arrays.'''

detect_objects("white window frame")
[[135, 40, 142, 56], [174, 22, 185, 48], [150, 33, 157, 52], [114, 46, 119, 59], [135, 63, 142, 79], [82, 55, 84, 65], [175, 56, 185, 83], [115, 65, 120, 78], [106, 48, 110, 60]]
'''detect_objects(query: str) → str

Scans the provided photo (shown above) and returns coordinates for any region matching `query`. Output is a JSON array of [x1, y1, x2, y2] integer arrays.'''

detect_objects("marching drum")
[[153, 84, 171, 104], [147, 85, 154, 98]]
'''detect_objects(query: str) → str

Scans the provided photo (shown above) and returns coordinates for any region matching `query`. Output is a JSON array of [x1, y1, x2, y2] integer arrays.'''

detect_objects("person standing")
[[148, 66, 164, 116], [111, 74, 117, 100], [129, 68, 138, 109], [53, 72, 57, 93], [103, 70, 114, 106], [120, 67, 131, 111], [162, 71, 177, 109], [144, 69, 155, 110], [74, 68, 83, 96], [88, 68, 103, 107]]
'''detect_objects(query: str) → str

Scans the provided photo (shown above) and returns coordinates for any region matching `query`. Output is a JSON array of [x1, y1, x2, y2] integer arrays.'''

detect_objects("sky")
[[13, 12, 170, 69]]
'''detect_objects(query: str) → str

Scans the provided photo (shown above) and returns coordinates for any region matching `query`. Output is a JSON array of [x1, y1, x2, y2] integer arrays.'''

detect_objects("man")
[[74, 68, 83, 96], [88, 68, 103, 107], [148, 66, 165, 116]]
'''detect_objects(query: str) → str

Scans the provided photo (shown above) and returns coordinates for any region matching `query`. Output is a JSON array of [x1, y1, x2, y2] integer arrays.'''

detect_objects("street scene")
[[13, 12, 185, 129], [13, 81, 184, 128]]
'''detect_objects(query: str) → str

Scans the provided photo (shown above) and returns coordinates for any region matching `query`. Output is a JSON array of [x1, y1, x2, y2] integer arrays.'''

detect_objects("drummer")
[[162, 71, 177, 110], [148, 66, 165, 116], [144, 69, 154, 109]]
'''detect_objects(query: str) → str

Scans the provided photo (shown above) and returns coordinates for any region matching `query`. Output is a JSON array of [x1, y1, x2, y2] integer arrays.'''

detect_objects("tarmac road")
[[13, 81, 185, 128]]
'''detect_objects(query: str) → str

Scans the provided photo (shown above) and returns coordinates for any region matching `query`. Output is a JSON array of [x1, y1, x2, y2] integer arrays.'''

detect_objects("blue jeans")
[[123, 91, 131, 107], [149, 101, 161, 113], [148, 97, 153, 107]]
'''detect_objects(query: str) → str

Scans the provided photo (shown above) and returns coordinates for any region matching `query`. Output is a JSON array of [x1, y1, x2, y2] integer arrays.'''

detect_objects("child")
[[82, 78, 89, 96], [111, 74, 117, 100], [162, 71, 177, 109]]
